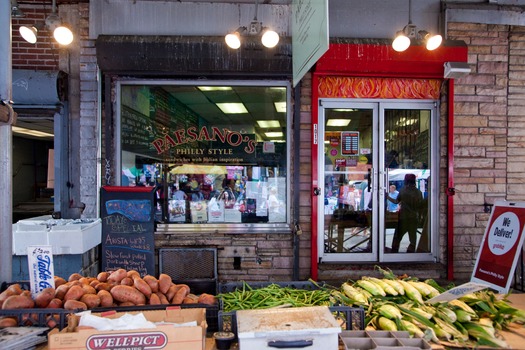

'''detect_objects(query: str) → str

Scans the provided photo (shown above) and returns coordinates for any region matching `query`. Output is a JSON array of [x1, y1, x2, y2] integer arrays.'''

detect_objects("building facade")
[[8, 0, 525, 285]]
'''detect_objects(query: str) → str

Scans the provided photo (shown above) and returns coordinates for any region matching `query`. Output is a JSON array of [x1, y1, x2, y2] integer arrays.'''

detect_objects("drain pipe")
[[447, 79, 456, 280], [0, 1, 14, 283], [292, 83, 301, 280]]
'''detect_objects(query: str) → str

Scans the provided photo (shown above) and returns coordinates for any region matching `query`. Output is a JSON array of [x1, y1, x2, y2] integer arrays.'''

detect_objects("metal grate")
[[159, 248, 217, 280]]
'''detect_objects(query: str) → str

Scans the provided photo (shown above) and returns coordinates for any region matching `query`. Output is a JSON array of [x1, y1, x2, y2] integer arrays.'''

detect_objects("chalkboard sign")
[[100, 186, 155, 276]]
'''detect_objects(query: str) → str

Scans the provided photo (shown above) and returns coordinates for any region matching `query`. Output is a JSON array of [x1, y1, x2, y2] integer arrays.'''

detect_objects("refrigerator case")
[[236, 306, 341, 350]]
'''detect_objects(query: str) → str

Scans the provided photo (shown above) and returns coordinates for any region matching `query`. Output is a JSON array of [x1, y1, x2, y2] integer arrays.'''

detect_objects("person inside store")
[[219, 178, 237, 208], [386, 173, 423, 253], [191, 183, 205, 201], [172, 184, 188, 200]]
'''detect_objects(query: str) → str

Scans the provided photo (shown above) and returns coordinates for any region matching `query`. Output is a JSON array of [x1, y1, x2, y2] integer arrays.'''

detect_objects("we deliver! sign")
[[471, 201, 525, 294]]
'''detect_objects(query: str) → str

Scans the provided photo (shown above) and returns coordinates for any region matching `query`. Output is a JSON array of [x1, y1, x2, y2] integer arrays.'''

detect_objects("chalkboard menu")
[[100, 186, 155, 276]]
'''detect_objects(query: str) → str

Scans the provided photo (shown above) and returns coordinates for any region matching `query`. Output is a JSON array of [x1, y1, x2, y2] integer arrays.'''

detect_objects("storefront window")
[[117, 82, 289, 226]]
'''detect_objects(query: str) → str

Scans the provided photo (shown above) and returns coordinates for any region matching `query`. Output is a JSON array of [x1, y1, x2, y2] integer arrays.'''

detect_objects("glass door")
[[317, 100, 437, 263], [318, 102, 378, 262]]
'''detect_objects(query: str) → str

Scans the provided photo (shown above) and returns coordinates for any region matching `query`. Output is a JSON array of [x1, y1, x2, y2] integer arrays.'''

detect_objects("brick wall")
[[448, 22, 525, 281], [12, 3, 61, 70]]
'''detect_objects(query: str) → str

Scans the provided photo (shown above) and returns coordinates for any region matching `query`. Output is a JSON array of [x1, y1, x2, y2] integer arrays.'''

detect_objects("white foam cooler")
[[236, 306, 341, 350]]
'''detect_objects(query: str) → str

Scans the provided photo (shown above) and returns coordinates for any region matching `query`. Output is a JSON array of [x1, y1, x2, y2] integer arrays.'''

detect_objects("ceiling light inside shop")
[[257, 120, 280, 128], [274, 102, 286, 113], [327, 119, 351, 127], [216, 103, 248, 114], [265, 131, 283, 138], [197, 86, 232, 91], [12, 126, 54, 138]]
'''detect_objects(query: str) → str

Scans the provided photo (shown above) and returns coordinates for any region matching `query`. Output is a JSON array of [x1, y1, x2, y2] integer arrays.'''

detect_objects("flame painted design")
[[318, 77, 441, 99]]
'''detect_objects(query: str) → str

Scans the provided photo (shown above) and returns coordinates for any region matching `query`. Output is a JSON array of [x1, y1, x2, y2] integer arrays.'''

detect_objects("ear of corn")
[[378, 303, 402, 319], [398, 280, 424, 304], [365, 277, 398, 296], [382, 278, 405, 295], [400, 319, 425, 338], [341, 282, 368, 305], [356, 279, 386, 297], [378, 316, 398, 331], [449, 299, 477, 317], [435, 305, 458, 324], [411, 307, 434, 320], [463, 321, 509, 348], [408, 280, 432, 297], [433, 316, 468, 341]]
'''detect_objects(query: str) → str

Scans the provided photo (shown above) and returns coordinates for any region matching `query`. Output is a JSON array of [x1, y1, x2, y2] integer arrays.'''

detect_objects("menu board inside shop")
[[100, 186, 155, 276]]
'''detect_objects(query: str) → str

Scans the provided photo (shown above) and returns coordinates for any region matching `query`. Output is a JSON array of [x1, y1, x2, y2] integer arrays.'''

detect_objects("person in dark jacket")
[[387, 173, 423, 253]]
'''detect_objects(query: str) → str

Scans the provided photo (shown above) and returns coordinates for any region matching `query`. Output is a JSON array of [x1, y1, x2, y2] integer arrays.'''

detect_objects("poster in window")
[[208, 198, 225, 222], [168, 199, 186, 222], [190, 201, 208, 223], [341, 131, 359, 156]]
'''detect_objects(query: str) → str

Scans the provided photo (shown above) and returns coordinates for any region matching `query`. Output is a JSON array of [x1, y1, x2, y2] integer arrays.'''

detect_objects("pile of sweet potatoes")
[[0, 269, 217, 328]]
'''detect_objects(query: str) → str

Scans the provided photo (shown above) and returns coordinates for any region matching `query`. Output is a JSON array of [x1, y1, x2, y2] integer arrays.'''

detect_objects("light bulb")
[[225, 32, 241, 49], [19, 25, 38, 44], [261, 29, 279, 48], [392, 32, 410, 52], [425, 34, 442, 51], [53, 26, 74, 46]]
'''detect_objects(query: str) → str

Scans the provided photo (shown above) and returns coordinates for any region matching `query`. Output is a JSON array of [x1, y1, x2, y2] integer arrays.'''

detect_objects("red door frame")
[[310, 40, 467, 280]]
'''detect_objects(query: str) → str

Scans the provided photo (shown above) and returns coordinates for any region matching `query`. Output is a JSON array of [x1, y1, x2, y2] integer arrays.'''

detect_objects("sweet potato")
[[143, 275, 159, 293], [148, 293, 161, 305], [94, 282, 113, 292], [119, 301, 136, 307], [197, 293, 217, 305], [156, 292, 169, 305], [166, 284, 182, 302], [97, 290, 113, 307], [68, 273, 83, 282], [63, 285, 85, 301], [172, 285, 190, 304], [55, 284, 71, 299], [127, 270, 140, 279], [2, 294, 35, 309], [47, 298, 63, 309], [6, 284, 23, 295], [107, 268, 127, 283], [0, 288, 18, 308], [80, 284, 97, 295], [54, 276, 67, 287], [0, 317, 18, 328], [183, 294, 199, 304], [97, 271, 110, 282], [80, 293, 101, 309], [120, 277, 134, 286], [133, 277, 152, 298], [110, 285, 146, 305], [64, 299, 87, 311], [158, 274, 172, 294], [35, 287, 56, 308]]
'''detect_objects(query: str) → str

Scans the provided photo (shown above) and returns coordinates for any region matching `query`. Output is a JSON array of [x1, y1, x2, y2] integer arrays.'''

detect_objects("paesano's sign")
[[470, 201, 525, 293]]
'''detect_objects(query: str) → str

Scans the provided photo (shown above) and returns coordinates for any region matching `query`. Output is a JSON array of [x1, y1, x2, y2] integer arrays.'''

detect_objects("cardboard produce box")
[[48, 308, 207, 350]]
